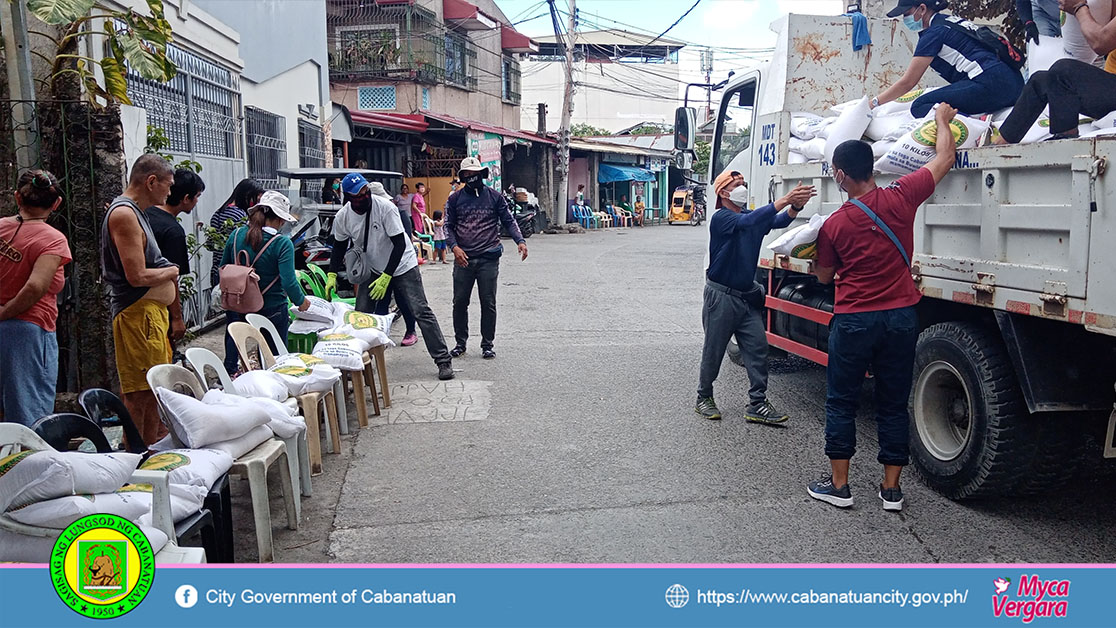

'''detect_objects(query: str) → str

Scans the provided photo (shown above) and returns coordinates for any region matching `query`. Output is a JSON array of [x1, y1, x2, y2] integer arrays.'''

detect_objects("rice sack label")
[[344, 310, 386, 330], [875, 113, 988, 175]]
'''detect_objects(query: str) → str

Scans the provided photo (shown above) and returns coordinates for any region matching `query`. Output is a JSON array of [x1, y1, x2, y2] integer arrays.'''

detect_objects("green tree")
[[626, 123, 673, 136], [693, 140, 711, 178], [950, 1, 1023, 48], [571, 123, 611, 137], [24, 0, 177, 106]]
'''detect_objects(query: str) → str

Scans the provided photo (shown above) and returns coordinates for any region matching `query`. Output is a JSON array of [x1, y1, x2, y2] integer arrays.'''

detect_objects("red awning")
[[348, 111, 428, 133], [423, 112, 556, 145], [501, 26, 538, 53], [443, 0, 497, 30]]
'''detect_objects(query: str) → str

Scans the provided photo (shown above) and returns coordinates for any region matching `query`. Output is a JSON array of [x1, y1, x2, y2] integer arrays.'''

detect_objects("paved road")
[[207, 223, 1115, 564]]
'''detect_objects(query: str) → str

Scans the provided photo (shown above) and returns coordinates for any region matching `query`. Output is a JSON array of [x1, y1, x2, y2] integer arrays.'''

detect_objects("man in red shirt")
[[808, 103, 958, 512]]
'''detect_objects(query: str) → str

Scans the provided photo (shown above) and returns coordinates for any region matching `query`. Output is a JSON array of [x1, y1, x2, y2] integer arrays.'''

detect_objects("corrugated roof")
[[569, 138, 672, 158], [534, 28, 685, 48]]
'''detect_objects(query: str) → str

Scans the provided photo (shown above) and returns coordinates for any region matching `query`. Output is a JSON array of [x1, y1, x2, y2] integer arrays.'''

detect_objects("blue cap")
[[341, 172, 369, 196]]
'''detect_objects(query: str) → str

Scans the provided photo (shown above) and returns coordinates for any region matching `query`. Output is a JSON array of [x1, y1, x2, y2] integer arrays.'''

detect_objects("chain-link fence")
[[0, 100, 125, 394]]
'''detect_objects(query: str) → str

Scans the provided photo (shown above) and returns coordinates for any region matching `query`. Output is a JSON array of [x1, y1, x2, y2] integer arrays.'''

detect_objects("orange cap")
[[713, 170, 745, 209]]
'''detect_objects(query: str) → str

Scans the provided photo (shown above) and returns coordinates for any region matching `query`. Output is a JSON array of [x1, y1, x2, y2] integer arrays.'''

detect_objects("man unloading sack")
[[695, 171, 815, 423]]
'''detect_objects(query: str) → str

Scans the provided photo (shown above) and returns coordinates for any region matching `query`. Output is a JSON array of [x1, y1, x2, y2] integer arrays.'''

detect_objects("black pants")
[[452, 254, 500, 351], [372, 277, 416, 335], [1000, 59, 1116, 142], [357, 267, 450, 365]]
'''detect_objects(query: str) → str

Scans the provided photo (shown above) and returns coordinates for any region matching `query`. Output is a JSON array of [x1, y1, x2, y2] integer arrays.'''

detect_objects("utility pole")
[[547, 0, 576, 226], [1, 0, 41, 169], [700, 49, 713, 123]]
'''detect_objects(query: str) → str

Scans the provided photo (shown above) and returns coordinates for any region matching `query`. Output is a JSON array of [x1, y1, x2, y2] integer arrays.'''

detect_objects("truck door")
[[710, 79, 757, 207]]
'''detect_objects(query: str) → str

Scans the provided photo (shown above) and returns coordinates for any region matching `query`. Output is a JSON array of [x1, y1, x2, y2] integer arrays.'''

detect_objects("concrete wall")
[[521, 60, 680, 133]]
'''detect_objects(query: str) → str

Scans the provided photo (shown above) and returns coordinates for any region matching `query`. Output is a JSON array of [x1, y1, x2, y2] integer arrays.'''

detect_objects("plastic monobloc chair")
[[227, 322, 339, 476], [77, 388, 146, 454], [146, 363, 299, 563], [185, 345, 311, 500], [31, 413, 113, 453]]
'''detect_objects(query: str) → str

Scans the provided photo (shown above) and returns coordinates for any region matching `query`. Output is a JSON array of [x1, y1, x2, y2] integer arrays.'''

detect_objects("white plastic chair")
[[227, 322, 340, 475], [245, 313, 350, 436], [0, 424, 205, 564], [146, 364, 299, 563], [185, 347, 311, 500]]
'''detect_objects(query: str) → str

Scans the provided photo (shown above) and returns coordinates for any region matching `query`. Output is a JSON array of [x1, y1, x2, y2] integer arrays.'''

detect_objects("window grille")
[[245, 107, 287, 190], [357, 85, 397, 110]]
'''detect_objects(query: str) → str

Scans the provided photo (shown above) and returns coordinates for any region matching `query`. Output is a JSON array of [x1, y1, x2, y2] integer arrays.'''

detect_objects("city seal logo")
[[912, 119, 969, 148], [50, 514, 155, 619]]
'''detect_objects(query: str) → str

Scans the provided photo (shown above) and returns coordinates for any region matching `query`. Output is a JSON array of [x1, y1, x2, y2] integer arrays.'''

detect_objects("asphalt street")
[[197, 223, 1116, 564]]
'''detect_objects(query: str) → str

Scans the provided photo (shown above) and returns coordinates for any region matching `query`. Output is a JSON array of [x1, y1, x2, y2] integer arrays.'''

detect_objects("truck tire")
[[727, 337, 745, 366], [909, 322, 1033, 499]]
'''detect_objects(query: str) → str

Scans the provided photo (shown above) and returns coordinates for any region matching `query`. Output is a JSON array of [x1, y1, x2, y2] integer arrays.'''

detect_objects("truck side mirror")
[[674, 107, 696, 152]]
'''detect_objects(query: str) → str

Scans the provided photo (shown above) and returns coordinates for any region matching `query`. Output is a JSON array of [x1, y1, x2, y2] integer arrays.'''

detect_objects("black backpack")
[[940, 15, 1026, 73]]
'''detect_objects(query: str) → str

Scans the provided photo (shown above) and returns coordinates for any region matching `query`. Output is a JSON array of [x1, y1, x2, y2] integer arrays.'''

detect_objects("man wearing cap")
[[327, 173, 454, 380], [696, 171, 815, 423], [443, 157, 528, 360]]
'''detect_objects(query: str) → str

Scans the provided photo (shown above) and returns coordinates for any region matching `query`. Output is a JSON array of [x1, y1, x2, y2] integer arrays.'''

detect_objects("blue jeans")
[[224, 306, 290, 374], [911, 63, 1024, 118], [1029, 0, 1063, 38], [0, 319, 59, 426], [825, 307, 918, 466]]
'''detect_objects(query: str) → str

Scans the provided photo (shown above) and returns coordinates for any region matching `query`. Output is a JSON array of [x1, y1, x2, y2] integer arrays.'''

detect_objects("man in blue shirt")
[[696, 171, 815, 422]]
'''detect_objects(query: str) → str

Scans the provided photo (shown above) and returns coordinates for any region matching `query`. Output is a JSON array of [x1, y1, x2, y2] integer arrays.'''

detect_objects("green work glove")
[[325, 272, 338, 299], [369, 273, 391, 301]]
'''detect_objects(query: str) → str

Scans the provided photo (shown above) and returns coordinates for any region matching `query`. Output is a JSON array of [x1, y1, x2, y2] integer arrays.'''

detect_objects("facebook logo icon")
[[175, 584, 198, 608]]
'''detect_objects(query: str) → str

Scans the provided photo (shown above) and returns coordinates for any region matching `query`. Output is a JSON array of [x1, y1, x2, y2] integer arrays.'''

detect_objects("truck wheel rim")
[[914, 360, 973, 461]]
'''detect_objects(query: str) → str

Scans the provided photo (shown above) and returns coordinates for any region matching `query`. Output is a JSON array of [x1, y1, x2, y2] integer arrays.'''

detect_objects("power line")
[[644, 0, 702, 47]]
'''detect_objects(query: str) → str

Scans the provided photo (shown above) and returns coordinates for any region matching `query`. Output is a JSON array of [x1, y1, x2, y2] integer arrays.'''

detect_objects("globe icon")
[[665, 584, 689, 608]]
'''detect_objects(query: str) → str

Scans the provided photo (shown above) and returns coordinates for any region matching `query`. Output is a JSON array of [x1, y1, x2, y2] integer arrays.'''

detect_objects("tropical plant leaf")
[[27, 0, 97, 25], [145, 0, 168, 21], [99, 55, 131, 105], [115, 28, 172, 81]]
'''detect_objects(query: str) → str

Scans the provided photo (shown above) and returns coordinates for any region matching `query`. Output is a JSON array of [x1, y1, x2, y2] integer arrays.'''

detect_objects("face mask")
[[903, 13, 923, 32], [463, 175, 484, 191], [350, 195, 371, 214], [728, 185, 749, 208], [332, 183, 340, 191]]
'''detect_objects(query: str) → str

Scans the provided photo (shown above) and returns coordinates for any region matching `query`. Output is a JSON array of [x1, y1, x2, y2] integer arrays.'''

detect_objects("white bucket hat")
[[255, 190, 295, 222], [458, 156, 489, 178], [367, 181, 392, 199]]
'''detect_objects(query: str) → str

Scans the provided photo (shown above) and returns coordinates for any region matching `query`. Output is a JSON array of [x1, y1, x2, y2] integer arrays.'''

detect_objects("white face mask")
[[728, 185, 749, 208]]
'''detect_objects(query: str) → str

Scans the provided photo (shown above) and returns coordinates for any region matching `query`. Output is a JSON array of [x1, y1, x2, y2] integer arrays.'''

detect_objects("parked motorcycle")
[[502, 192, 537, 239]]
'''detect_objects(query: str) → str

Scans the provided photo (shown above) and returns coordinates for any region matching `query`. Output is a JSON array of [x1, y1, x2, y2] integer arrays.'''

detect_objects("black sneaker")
[[744, 400, 789, 425], [879, 485, 904, 512], [450, 345, 466, 358], [807, 474, 853, 508], [482, 349, 496, 360], [438, 362, 455, 380], [694, 396, 722, 420]]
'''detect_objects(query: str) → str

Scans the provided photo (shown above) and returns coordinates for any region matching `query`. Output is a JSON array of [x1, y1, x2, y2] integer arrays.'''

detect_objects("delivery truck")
[[675, 14, 1116, 499]]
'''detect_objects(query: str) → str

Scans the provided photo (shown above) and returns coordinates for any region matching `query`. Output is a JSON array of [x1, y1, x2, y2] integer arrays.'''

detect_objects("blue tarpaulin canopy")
[[598, 164, 656, 183]]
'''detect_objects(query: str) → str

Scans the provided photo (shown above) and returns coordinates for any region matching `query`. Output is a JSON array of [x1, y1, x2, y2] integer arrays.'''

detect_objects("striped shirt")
[[914, 14, 1005, 83], [209, 203, 247, 282]]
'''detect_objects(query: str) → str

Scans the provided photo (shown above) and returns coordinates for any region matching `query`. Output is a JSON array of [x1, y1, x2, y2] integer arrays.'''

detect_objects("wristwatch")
[[870, 96, 880, 109]]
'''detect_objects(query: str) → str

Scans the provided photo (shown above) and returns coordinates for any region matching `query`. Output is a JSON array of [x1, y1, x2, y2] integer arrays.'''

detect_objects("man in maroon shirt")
[[808, 103, 958, 512]]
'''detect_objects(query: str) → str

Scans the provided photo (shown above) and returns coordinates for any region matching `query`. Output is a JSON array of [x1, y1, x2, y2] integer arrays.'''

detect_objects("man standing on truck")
[[695, 172, 815, 423], [807, 104, 958, 512]]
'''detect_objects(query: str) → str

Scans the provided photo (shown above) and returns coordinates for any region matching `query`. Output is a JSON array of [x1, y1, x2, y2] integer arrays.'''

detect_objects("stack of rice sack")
[[288, 296, 394, 373], [0, 450, 183, 561]]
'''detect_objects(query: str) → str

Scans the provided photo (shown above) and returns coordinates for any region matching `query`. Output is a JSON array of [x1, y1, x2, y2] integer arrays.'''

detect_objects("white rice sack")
[[139, 449, 233, 492], [0, 524, 167, 562], [875, 111, 989, 175], [882, 118, 924, 142], [269, 353, 342, 396], [230, 370, 289, 401], [872, 140, 895, 159], [790, 115, 835, 140], [991, 107, 1013, 123], [289, 318, 332, 335], [1027, 38, 1069, 76], [332, 310, 393, 348], [205, 424, 273, 459], [787, 151, 808, 164], [290, 295, 334, 323], [156, 387, 270, 448], [866, 110, 916, 141], [328, 300, 355, 320], [789, 137, 826, 161], [873, 86, 940, 117], [312, 333, 369, 371], [1020, 112, 1052, 143], [768, 213, 831, 259], [0, 450, 141, 512], [246, 397, 305, 440], [114, 482, 209, 524], [1083, 126, 1116, 138], [7, 491, 149, 528], [1092, 111, 1116, 130], [824, 96, 872, 163]]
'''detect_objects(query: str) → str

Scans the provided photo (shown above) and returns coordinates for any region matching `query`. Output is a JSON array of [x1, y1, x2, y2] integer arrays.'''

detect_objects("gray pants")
[[698, 281, 769, 404], [452, 254, 500, 351], [357, 266, 451, 366]]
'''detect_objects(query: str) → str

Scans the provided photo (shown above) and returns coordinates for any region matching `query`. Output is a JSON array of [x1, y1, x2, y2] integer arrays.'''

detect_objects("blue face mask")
[[903, 14, 923, 32]]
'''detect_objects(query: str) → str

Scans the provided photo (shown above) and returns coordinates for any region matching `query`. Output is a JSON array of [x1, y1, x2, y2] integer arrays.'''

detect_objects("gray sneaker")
[[879, 485, 904, 512], [744, 400, 789, 425], [695, 396, 722, 420], [807, 474, 853, 508]]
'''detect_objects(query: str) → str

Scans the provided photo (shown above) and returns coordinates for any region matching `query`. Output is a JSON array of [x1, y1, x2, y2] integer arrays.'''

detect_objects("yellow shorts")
[[113, 299, 172, 394]]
